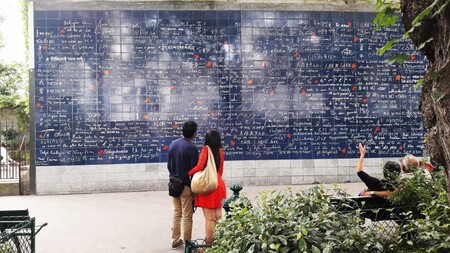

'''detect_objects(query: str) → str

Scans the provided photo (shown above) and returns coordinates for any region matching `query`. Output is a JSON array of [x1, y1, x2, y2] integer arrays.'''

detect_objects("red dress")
[[188, 146, 226, 208]]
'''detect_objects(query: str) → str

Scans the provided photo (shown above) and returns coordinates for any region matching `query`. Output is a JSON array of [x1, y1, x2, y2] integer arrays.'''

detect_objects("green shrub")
[[211, 186, 392, 253], [389, 171, 450, 252], [1, 128, 19, 140], [211, 169, 450, 253]]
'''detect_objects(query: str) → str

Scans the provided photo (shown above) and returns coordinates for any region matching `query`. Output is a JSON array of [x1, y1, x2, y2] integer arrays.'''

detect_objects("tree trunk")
[[400, 0, 450, 203]]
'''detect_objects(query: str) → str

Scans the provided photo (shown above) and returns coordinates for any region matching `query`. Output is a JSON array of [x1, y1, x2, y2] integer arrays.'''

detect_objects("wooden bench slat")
[[0, 209, 29, 217]]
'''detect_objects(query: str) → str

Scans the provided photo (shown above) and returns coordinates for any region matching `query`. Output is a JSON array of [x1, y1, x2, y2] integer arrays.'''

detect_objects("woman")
[[188, 129, 226, 246], [357, 143, 400, 197]]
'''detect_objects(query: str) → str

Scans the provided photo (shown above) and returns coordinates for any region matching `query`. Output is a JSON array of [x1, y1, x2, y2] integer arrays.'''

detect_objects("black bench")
[[0, 209, 48, 253], [331, 196, 423, 242], [331, 196, 407, 221]]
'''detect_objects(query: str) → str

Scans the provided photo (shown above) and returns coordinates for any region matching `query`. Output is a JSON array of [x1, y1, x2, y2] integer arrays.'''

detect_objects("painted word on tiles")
[[34, 10, 426, 166]]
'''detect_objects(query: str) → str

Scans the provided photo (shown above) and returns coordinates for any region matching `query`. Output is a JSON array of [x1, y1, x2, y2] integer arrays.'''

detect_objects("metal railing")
[[0, 122, 29, 180]]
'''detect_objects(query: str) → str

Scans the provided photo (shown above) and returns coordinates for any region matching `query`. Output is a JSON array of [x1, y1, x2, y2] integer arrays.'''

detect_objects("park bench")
[[331, 196, 418, 242], [331, 196, 407, 221], [0, 209, 47, 253]]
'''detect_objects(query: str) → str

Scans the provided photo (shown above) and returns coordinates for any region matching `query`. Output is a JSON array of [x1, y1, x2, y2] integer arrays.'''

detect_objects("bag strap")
[[206, 146, 217, 171]]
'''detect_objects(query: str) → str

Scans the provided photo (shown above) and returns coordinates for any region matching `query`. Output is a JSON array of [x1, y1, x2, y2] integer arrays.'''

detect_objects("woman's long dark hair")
[[204, 129, 222, 170]]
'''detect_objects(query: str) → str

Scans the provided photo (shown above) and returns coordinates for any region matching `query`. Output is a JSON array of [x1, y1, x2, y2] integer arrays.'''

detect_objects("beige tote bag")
[[191, 146, 218, 195]]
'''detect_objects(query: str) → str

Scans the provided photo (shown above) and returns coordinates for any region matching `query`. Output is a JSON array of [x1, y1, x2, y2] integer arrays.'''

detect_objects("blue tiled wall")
[[34, 10, 426, 166]]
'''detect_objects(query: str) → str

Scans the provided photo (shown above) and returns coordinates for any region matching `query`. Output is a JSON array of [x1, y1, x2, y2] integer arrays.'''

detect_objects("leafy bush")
[[211, 186, 392, 253], [389, 171, 450, 252], [0, 63, 29, 128], [1, 128, 19, 140], [211, 168, 450, 253]]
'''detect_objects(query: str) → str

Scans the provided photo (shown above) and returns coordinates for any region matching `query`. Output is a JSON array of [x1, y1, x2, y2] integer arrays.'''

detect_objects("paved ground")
[[1, 182, 365, 253]]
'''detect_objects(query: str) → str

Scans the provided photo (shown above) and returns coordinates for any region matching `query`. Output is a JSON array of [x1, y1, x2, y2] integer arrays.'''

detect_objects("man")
[[167, 121, 199, 249]]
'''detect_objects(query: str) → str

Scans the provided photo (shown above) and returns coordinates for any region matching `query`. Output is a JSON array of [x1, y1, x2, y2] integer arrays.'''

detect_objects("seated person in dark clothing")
[[356, 143, 401, 197]]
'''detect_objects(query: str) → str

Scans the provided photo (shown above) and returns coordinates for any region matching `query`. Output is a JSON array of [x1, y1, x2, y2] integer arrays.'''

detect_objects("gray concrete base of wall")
[[0, 166, 31, 196], [0, 180, 20, 196], [36, 157, 394, 195]]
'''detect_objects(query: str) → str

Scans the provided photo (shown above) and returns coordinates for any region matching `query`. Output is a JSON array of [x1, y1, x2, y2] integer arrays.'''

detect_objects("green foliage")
[[373, 0, 399, 32], [417, 38, 434, 51], [0, 63, 29, 127], [432, 91, 446, 102], [0, 1, 30, 128], [429, 69, 439, 80], [386, 53, 408, 64], [211, 186, 390, 253], [211, 171, 450, 252], [0, 63, 23, 95], [377, 39, 400, 57], [14, 95, 29, 128], [414, 78, 424, 89], [0, 244, 14, 253], [389, 171, 450, 252], [374, 0, 449, 65], [1, 128, 19, 140], [390, 170, 446, 214]]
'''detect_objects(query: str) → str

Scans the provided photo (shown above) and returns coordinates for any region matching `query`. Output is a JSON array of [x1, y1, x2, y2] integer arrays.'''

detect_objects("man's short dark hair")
[[182, 121, 197, 138]]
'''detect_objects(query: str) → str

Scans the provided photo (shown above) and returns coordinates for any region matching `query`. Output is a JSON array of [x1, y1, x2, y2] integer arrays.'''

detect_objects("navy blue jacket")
[[167, 137, 199, 186]]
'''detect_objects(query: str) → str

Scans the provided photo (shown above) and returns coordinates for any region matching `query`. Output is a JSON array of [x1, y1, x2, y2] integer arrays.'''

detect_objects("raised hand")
[[358, 143, 366, 156]]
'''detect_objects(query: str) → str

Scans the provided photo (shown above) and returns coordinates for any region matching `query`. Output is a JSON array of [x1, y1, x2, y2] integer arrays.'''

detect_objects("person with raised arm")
[[356, 143, 401, 197]]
